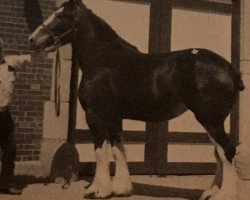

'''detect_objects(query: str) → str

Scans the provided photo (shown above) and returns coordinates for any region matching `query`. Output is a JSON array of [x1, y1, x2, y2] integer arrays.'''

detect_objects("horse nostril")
[[28, 38, 38, 50], [29, 38, 34, 44]]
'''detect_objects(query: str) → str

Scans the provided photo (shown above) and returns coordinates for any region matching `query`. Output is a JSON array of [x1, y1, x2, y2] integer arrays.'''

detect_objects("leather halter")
[[40, 17, 79, 51], [54, 49, 61, 117]]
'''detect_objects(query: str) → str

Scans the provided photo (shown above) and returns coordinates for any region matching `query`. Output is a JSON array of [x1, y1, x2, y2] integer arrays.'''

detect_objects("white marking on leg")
[[214, 145, 239, 200], [112, 142, 133, 196], [203, 144, 239, 200], [200, 155, 222, 200], [200, 185, 220, 200], [200, 135, 239, 200], [206, 135, 223, 186], [85, 140, 112, 198], [94, 140, 111, 182], [212, 154, 223, 188]]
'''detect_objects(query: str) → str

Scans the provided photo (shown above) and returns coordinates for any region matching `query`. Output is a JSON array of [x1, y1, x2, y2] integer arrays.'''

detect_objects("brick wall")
[[0, 0, 56, 161]]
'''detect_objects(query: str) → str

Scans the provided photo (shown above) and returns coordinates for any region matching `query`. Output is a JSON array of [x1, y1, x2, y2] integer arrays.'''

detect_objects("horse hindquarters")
[[182, 59, 239, 199], [173, 50, 237, 158]]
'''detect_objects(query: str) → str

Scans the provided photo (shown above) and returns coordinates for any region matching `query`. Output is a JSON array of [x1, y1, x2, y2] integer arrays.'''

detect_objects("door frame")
[[68, 0, 240, 175]]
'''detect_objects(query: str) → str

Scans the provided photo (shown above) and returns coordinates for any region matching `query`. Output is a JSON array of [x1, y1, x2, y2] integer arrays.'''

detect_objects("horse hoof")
[[84, 193, 112, 199], [111, 177, 133, 197], [112, 189, 133, 197], [112, 192, 133, 197], [84, 184, 112, 199], [199, 186, 219, 200], [200, 186, 237, 200]]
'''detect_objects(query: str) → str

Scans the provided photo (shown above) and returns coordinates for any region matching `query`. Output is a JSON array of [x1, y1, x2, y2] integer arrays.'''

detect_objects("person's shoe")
[[0, 187, 22, 195]]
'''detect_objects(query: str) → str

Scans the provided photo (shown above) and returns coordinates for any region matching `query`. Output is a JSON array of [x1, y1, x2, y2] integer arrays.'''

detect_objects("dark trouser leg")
[[0, 110, 16, 186]]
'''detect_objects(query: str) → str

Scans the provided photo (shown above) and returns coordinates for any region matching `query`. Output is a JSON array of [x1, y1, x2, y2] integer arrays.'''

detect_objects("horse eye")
[[57, 13, 74, 20], [75, 18, 79, 24], [66, 14, 75, 20], [56, 13, 63, 19]]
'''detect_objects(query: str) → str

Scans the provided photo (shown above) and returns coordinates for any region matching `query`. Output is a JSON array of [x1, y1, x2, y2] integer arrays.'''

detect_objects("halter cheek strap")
[[41, 18, 79, 50], [54, 49, 61, 117], [40, 24, 62, 48]]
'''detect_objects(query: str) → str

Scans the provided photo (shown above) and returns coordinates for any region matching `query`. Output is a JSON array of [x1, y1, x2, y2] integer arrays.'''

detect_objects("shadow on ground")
[[13, 142, 80, 190], [133, 182, 203, 200], [12, 175, 51, 190], [79, 176, 204, 200]]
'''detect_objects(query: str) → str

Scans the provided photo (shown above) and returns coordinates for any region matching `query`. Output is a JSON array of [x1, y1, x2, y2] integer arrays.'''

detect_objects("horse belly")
[[121, 96, 187, 122], [119, 75, 187, 121], [162, 102, 188, 120]]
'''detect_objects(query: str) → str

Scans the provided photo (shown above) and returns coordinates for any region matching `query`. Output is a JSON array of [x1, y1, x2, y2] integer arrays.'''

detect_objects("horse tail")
[[231, 64, 245, 91], [200, 48, 245, 92], [237, 78, 245, 91]]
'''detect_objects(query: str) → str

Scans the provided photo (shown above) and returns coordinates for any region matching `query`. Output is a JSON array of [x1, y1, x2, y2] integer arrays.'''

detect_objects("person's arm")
[[5, 55, 31, 69], [4, 52, 47, 69]]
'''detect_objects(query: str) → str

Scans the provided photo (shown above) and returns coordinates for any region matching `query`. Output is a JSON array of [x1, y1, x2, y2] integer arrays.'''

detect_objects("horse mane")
[[85, 8, 140, 52]]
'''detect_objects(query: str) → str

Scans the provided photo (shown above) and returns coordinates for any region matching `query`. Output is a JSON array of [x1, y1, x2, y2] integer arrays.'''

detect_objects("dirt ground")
[[0, 175, 249, 200]]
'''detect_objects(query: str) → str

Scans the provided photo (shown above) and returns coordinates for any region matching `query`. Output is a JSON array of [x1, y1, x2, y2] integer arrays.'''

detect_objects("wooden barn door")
[[167, 3, 232, 174], [145, 0, 239, 175]]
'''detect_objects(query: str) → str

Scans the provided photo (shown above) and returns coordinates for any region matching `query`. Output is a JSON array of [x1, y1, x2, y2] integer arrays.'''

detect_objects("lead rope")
[[54, 49, 61, 116]]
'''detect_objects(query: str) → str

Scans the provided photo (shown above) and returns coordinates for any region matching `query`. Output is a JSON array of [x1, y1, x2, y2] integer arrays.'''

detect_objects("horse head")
[[29, 0, 85, 52]]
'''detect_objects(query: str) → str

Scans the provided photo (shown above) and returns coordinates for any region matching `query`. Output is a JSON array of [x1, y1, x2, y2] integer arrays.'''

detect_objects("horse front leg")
[[84, 112, 112, 199], [108, 123, 133, 197]]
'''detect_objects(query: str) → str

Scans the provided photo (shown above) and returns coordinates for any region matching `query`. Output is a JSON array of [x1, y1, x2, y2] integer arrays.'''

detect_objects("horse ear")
[[69, 0, 82, 5], [76, 0, 83, 5]]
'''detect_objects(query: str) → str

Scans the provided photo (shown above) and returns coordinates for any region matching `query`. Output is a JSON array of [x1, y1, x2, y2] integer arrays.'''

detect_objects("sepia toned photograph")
[[0, 0, 249, 199]]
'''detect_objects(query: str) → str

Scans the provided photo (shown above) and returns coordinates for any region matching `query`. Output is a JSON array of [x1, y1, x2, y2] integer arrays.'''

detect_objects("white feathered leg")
[[111, 141, 133, 196], [200, 145, 239, 200], [84, 140, 112, 199]]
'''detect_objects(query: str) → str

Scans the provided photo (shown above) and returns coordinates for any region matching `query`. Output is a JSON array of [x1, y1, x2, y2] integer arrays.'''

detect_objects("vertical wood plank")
[[145, 0, 172, 175], [230, 0, 241, 146]]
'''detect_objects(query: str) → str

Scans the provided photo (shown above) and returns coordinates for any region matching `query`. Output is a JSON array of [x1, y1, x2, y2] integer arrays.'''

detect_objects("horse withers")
[[29, 0, 244, 199]]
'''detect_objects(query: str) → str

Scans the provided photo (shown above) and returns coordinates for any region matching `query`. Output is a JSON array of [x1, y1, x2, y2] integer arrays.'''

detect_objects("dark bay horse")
[[29, 0, 244, 199]]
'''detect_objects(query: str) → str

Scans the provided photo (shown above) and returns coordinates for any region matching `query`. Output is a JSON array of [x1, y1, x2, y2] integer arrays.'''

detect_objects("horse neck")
[[71, 20, 139, 77]]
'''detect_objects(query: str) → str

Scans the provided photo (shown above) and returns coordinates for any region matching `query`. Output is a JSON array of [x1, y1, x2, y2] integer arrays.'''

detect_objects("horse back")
[[78, 48, 241, 122]]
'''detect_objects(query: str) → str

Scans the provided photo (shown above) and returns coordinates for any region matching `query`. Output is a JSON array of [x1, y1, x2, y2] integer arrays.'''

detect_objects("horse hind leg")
[[200, 149, 239, 200], [197, 118, 239, 200], [199, 150, 222, 200], [212, 148, 239, 200], [108, 122, 133, 197]]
